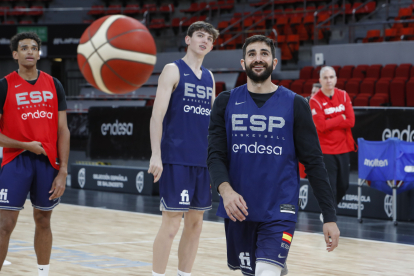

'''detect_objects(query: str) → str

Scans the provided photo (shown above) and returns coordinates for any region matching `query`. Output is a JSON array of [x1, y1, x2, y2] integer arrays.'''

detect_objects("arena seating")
[[294, 63, 414, 107], [362, 4, 414, 43], [4, 0, 412, 105], [65, 0, 414, 64], [87, 5, 105, 16], [0, 2, 46, 24]]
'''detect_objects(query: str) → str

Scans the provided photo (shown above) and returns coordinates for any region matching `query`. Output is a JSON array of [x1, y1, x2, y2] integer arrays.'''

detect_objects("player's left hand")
[[323, 222, 340, 252], [49, 171, 67, 200]]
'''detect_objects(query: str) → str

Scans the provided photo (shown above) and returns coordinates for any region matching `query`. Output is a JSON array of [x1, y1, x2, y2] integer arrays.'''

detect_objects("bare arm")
[[49, 111, 70, 200], [0, 114, 47, 155], [148, 64, 180, 182], [56, 111, 70, 174]]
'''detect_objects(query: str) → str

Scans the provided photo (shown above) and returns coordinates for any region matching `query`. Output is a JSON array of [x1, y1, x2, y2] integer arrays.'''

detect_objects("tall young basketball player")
[[0, 32, 70, 275], [207, 35, 340, 276], [148, 22, 219, 276]]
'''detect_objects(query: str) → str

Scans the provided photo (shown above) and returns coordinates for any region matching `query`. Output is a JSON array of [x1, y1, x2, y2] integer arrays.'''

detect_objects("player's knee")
[[255, 262, 282, 276], [0, 217, 17, 236], [33, 212, 51, 230], [184, 216, 203, 235], [162, 214, 182, 238], [164, 224, 180, 240], [169, 220, 182, 235]]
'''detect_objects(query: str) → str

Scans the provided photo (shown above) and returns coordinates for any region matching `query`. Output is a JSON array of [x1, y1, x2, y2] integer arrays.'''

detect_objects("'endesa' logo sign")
[[101, 120, 133, 136], [382, 125, 414, 141]]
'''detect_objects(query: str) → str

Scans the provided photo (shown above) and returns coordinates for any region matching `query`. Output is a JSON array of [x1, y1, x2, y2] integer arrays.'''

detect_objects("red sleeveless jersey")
[[0, 71, 59, 170]]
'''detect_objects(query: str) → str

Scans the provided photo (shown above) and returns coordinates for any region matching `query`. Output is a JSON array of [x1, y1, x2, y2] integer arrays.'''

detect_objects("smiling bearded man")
[[207, 35, 340, 276]]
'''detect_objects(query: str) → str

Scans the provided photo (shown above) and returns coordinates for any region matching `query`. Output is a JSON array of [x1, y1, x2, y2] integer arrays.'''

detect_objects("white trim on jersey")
[[309, 91, 322, 109]]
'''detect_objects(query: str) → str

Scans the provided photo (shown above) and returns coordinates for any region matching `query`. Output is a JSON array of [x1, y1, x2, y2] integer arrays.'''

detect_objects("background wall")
[[312, 41, 414, 67], [154, 48, 282, 72]]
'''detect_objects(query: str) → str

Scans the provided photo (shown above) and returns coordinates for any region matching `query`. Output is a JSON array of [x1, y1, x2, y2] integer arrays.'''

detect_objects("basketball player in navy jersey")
[[207, 35, 340, 276], [0, 32, 69, 276], [148, 22, 219, 276]]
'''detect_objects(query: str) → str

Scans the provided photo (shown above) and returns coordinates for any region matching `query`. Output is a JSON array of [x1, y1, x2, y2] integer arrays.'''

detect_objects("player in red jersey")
[[0, 32, 70, 276], [309, 66, 355, 221]]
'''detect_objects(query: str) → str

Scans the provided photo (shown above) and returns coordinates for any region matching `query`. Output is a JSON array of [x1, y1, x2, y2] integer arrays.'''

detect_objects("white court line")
[[59, 203, 414, 248]]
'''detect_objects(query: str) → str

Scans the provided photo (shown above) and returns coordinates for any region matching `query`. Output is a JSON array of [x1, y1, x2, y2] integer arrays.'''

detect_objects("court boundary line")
[[58, 202, 414, 248]]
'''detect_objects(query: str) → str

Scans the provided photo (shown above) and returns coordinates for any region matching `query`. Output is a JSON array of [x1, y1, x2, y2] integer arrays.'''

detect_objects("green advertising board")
[[17, 26, 48, 42]]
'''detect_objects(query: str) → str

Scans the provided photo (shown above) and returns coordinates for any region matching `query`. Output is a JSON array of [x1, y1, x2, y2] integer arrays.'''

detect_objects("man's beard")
[[245, 62, 273, 83]]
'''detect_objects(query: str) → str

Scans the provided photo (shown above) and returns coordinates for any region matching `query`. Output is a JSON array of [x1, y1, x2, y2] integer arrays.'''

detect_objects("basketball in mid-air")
[[77, 15, 157, 94]]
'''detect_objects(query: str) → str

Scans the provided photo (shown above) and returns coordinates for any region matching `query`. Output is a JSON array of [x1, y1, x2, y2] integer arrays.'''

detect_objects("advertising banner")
[[88, 106, 152, 160], [298, 179, 414, 221], [71, 164, 158, 196], [0, 24, 88, 58], [79, 106, 414, 165]]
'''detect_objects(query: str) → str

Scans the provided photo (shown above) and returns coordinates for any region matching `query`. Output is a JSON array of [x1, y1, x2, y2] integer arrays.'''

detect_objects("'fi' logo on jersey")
[[0, 189, 9, 203], [179, 190, 190, 205], [239, 252, 252, 270]]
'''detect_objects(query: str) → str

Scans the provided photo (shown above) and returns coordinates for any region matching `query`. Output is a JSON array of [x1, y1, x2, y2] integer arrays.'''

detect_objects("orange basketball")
[[77, 15, 157, 94]]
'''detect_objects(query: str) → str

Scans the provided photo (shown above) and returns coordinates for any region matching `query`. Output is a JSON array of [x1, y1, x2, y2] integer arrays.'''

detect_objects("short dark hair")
[[313, 83, 322, 88], [242, 35, 275, 60], [10, 32, 41, 53], [187, 21, 219, 42]]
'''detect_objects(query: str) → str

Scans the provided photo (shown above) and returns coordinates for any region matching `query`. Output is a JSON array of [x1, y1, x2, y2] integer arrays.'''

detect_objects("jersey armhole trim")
[[170, 62, 180, 94]]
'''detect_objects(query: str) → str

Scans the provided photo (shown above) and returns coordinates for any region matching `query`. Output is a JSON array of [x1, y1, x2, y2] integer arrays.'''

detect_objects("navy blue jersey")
[[216, 84, 299, 222], [161, 59, 214, 167]]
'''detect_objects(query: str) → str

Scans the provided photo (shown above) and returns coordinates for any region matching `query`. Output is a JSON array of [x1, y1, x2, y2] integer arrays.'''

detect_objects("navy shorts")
[[225, 219, 296, 276], [0, 151, 60, 211], [159, 164, 212, 212]]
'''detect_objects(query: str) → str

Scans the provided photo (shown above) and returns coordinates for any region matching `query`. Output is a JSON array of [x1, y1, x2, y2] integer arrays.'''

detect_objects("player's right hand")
[[25, 141, 47, 156], [148, 155, 163, 183], [323, 222, 340, 252], [219, 182, 248, 222]]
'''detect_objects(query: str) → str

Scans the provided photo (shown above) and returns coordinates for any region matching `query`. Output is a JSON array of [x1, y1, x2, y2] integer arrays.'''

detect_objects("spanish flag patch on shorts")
[[282, 232, 293, 244]]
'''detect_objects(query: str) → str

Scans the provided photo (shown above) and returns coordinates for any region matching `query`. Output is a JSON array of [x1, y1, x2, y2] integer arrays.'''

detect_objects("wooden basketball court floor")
[[2, 189, 414, 276]]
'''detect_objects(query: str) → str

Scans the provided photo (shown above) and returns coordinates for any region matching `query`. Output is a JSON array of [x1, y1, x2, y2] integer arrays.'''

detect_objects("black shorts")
[[323, 152, 350, 205]]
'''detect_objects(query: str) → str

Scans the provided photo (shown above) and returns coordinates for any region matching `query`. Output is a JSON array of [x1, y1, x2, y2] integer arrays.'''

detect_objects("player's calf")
[[0, 210, 19, 270], [153, 212, 184, 274], [177, 211, 205, 273]]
